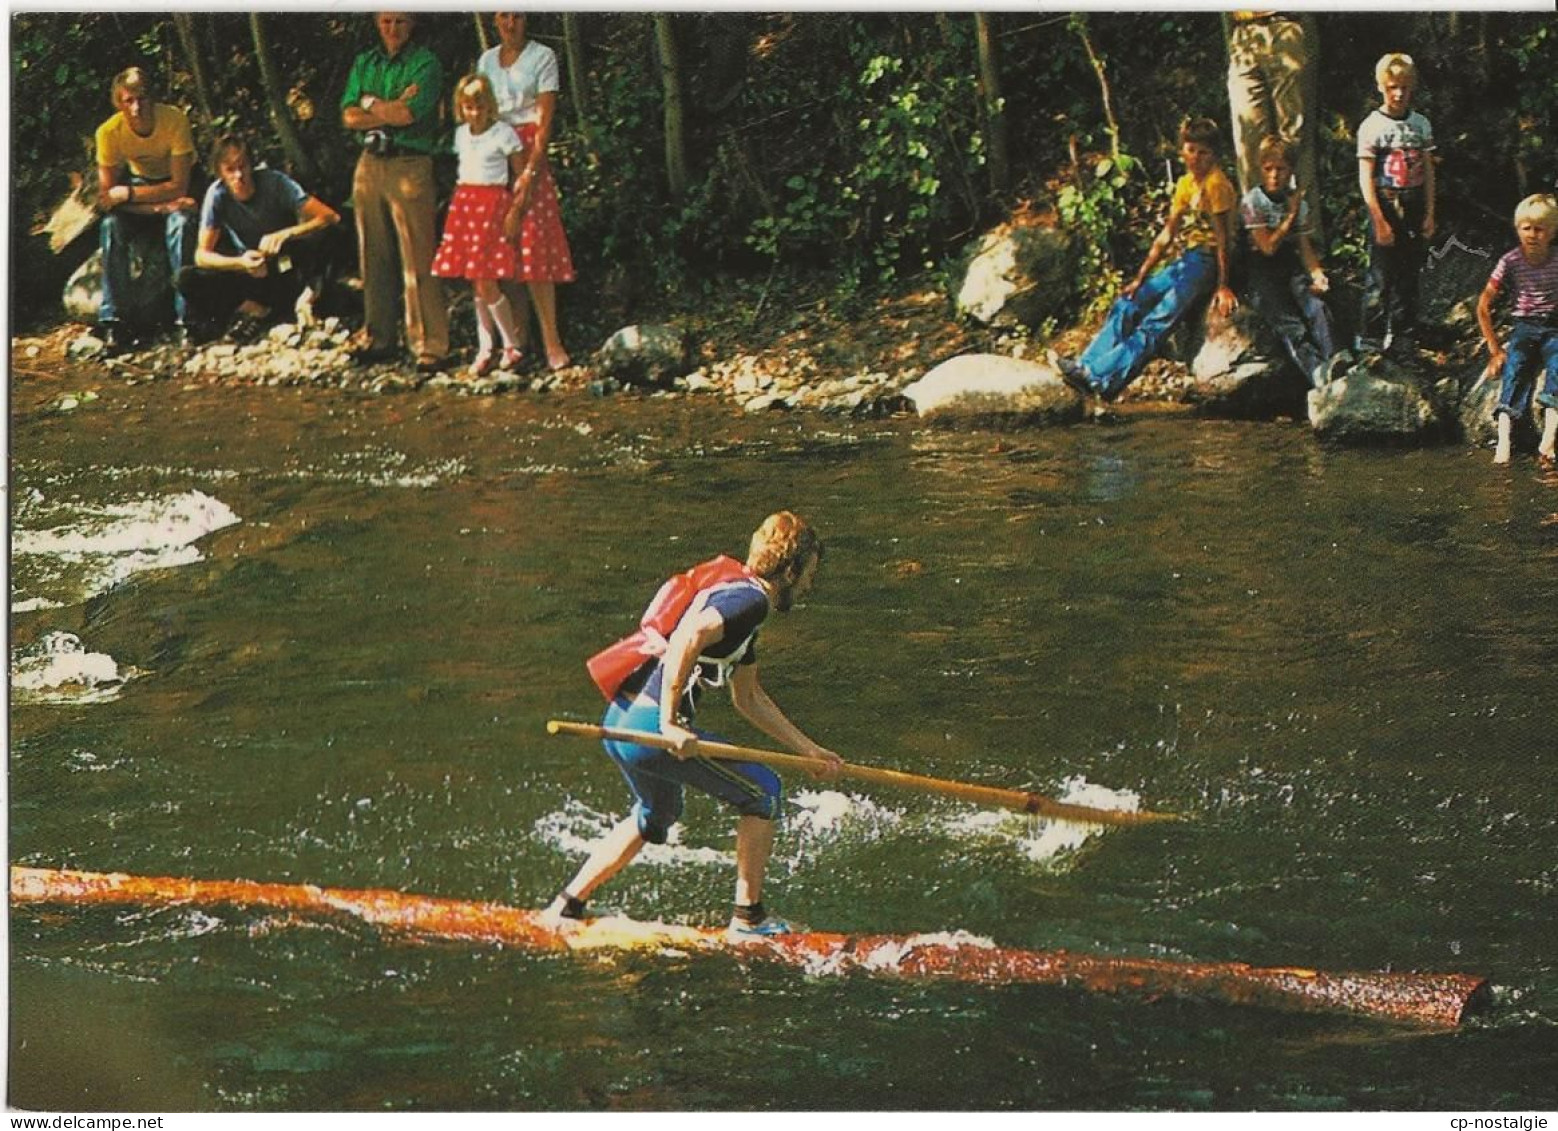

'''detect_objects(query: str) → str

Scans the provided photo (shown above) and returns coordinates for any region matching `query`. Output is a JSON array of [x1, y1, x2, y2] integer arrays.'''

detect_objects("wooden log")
[[10, 866, 1488, 1028]]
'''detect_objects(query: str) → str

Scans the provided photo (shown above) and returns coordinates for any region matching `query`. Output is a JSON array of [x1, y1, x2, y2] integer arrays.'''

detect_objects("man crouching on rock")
[[176, 133, 340, 342], [543, 511, 843, 938]]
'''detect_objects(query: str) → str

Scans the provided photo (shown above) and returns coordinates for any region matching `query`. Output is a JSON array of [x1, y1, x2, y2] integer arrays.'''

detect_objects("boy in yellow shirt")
[[1056, 117, 1239, 400]]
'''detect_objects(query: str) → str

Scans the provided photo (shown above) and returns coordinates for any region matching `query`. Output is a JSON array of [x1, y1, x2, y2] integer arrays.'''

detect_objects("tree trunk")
[[974, 13, 1010, 196], [249, 12, 320, 184], [172, 13, 215, 127], [652, 14, 689, 198], [562, 13, 590, 132], [472, 12, 489, 55]]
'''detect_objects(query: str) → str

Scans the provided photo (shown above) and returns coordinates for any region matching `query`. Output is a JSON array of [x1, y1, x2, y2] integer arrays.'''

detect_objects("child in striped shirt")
[[1477, 194, 1558, 465]]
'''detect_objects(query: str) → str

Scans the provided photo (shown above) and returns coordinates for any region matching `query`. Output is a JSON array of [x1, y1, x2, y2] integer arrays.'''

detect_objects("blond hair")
[[110, 66, 152, 105], [746, 512, 822, 581], [1375, 53, 1417, 89], [1514, 194, 1558, 234], [452, 73, 498, 122], [1257, 135, 1292, 167]]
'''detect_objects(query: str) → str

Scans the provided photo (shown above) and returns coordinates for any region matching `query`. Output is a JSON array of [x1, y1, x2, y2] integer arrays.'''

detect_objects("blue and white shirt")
[[1357, 108, 1435, 192]]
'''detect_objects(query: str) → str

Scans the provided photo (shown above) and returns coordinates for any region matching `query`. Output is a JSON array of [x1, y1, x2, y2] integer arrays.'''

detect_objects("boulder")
[[1306, 356, 1443, 443], [901, 353, 1084, 425], [595, 323, 691, 388], [1185, 306, 1296, 415], [62, 246, 174, 326], [955, 222, 1075, 328]]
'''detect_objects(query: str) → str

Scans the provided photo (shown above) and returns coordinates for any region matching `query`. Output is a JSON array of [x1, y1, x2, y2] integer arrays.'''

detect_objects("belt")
[[361, 141, 431, 159]]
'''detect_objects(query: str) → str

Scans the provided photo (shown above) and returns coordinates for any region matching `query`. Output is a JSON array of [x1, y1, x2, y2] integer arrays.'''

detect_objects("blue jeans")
[[601, 699, 781, 845], [98, 205, 196, 325], [1081, 249, 1218, 398], [1495, 320, 1558, 419], [1248, 264, 1337, 386]]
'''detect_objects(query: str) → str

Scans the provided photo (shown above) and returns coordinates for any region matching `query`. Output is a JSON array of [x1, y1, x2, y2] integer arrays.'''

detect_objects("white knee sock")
[[486, 295, 522, 351], [474, 300, 495, 356], [1540, 407, 1558, 457]]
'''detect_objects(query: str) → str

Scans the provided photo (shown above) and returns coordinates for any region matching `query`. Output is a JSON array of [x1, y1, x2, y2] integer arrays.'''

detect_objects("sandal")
[[499, 346, 525, 371], [469, 351, 495, 378]]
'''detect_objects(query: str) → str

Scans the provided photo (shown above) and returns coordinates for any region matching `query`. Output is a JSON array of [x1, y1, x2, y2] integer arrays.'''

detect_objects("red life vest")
[[585, 555, 758, 701]]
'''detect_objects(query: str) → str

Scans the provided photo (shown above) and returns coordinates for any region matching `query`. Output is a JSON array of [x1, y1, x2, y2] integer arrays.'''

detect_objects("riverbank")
[[11, 271, 1210, 421]]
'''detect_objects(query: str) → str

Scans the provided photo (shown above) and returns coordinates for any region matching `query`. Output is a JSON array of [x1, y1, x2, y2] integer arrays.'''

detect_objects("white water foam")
[[533, 799, 731, 869], [11, 489, 241, 611], [942, 775, 1142, 864], [10, 631, 136, 704]]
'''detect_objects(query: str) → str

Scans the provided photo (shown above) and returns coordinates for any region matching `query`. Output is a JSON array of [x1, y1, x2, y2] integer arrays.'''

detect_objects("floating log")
[[10, 866, 1489, 1028]]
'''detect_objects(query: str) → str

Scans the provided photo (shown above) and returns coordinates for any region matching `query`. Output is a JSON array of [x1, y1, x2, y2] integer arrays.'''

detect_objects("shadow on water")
[[8, 380, 1558, 1110]]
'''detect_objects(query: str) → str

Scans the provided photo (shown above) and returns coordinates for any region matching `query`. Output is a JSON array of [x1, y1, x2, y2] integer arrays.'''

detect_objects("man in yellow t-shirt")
[[94, 66, 199, 353], [1054, 117, 1239, 401]]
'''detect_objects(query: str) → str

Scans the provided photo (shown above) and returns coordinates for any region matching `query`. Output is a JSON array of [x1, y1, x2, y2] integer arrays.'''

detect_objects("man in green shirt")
[[340, 11, 448, 371]]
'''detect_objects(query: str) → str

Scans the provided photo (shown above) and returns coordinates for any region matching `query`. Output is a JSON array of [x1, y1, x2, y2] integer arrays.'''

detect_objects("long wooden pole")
[[546, 720, 1182, 827]]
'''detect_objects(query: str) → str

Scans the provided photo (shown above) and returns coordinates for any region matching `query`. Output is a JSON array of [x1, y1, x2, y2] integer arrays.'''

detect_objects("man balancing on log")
[[542, 511, 843, 937]]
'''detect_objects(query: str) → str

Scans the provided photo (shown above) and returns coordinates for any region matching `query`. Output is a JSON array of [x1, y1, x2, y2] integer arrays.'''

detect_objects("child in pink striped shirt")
[[1478, 194, 1558, 465]]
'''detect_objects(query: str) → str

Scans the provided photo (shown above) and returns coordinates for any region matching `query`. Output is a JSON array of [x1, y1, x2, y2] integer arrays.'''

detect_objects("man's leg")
[[97, 211, 138, 329], [385, 156, 449, 363], [555, 816, 647, 905], [352, 154, 399, 351], [1225, 22, 1272, 199], [164, 207, 198, 326], [174, 266, 250, 332]]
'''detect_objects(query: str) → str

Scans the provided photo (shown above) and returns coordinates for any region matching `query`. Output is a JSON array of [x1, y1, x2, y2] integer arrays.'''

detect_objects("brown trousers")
[[352, 152, 449, 360]]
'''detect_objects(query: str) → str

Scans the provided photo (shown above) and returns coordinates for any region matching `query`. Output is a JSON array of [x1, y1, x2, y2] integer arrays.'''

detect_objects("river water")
[[8, 375, 1557, 1112]]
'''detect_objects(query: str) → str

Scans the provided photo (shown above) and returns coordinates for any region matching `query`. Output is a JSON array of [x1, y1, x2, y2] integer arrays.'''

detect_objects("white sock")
[[474, 301, 495, 355], [1540, 407, 1558, 456], [486, 295, 522, 351], [1494, 414, 1513, 463]]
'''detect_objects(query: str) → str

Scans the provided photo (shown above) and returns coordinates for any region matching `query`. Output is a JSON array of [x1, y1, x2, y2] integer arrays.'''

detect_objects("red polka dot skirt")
[[510, 124, 576, 284], [432, 184, 520, 281]]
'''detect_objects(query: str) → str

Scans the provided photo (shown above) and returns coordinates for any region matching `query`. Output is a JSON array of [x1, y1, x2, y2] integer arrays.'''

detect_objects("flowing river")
[[8, 374, 1557, 1112]]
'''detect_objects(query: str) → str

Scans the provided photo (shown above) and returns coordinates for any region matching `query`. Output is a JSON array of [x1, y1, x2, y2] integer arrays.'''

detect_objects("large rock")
[[1185, 306, 1296, 415], [62, 247, 174, 325], [1307, 357, 1443, 443], [901, 353, 1084, 425], [955, 222, 1075, 328], [595, 323, 691, 388]]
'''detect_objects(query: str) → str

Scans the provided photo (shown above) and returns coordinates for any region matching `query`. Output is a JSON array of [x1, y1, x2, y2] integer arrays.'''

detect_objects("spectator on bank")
[[1356, 52, 1436, 357], [431, 75, 530, 378], [1053, 118, 1239, 402], [1478, 194, 1558, 466], [1240, 136, 1344, 388], [340, 11, 449, 372], [478, 11, 576, 371], [94, 66, 199, 355], [1226, 11, 1323, 245], [175, 133, 340, 339]]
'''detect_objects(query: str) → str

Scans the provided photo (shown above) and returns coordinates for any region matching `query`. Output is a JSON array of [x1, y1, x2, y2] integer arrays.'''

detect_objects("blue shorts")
[[602, 699, 782, 844]]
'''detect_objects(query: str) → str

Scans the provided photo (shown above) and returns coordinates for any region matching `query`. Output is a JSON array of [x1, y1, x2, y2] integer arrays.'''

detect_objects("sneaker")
[[1048, 350, 1097, 397], [728, 914, 793, 938]]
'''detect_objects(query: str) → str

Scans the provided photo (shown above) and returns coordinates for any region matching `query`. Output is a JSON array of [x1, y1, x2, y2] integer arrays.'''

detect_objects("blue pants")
[[1081, 249, 1218, 398], [1495, 320, 1558, 419], [98, 205, 196, 325], [602, 699, 781, 845], [1248, 265, 1336, 386]]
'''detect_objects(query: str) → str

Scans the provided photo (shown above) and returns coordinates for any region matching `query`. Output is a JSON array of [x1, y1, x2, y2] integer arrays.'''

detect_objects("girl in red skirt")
[[431, 74, 528, 377]]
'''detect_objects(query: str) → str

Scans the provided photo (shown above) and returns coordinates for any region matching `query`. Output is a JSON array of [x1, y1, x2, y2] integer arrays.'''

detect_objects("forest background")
[[10, 10, 1558, 343]]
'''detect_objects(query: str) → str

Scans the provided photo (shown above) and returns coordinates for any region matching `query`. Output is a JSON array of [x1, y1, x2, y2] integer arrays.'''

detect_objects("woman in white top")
[[478, 12, 575, 371]]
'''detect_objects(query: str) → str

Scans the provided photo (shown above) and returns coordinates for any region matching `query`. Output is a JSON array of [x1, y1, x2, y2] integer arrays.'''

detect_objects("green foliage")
[[1056, 153, 1140, 313]]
